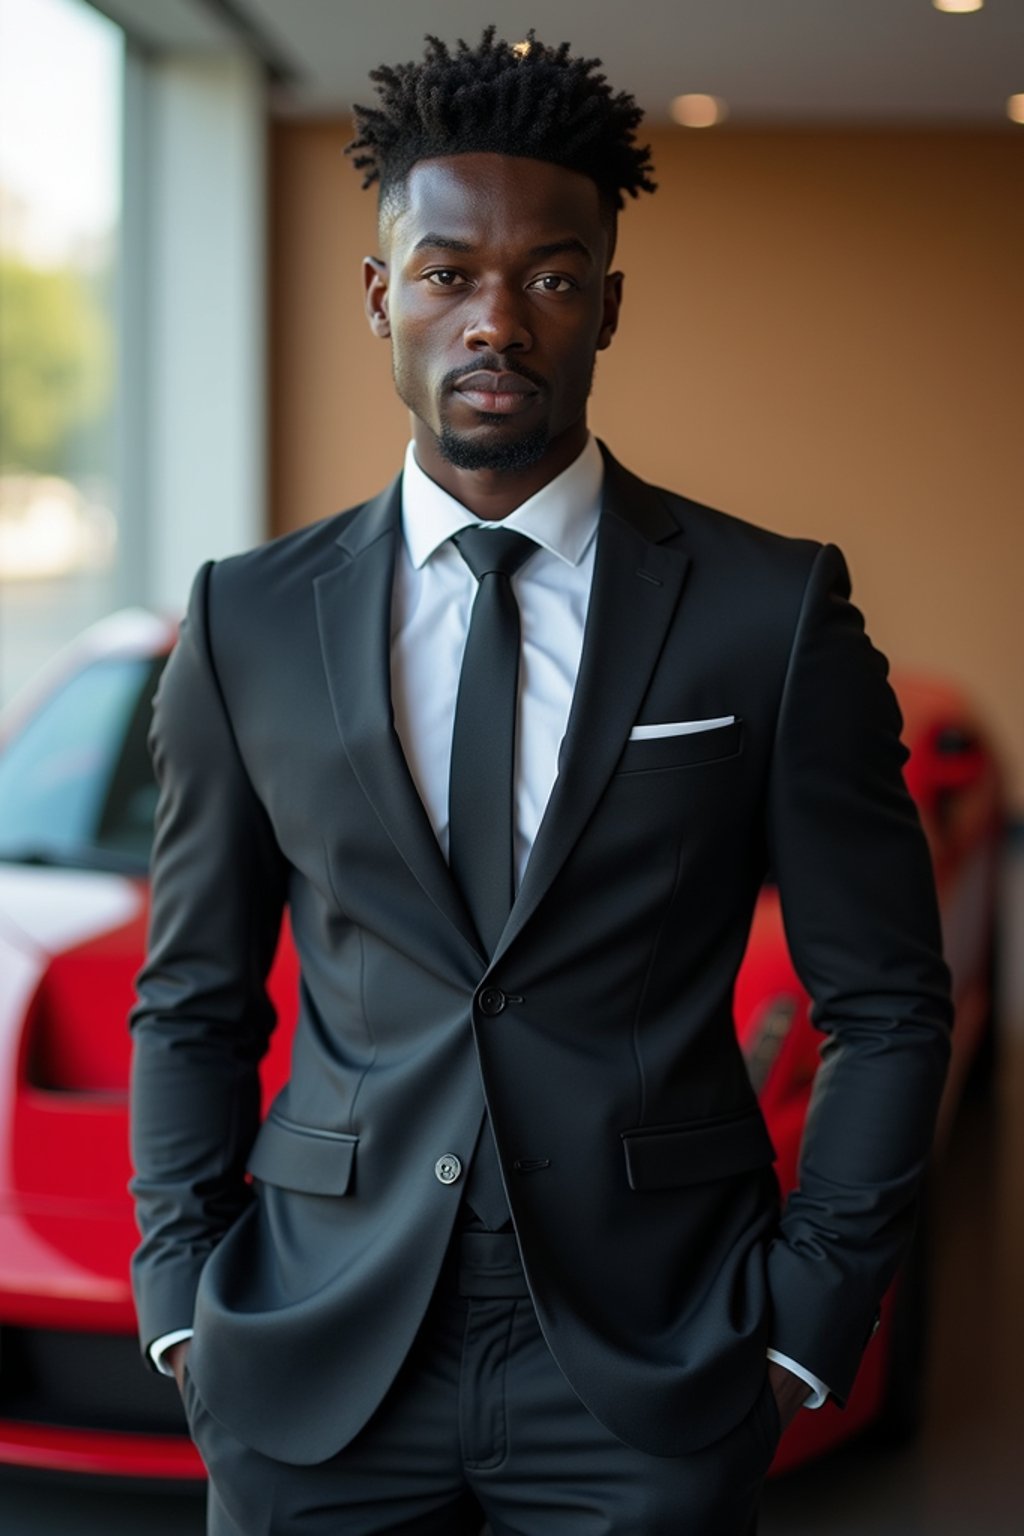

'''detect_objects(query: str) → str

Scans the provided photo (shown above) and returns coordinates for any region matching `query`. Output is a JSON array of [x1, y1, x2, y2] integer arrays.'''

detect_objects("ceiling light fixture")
[[932, 1, 983, 13], [1008, 94, 1024, 124], [670, 94, 728, 129]]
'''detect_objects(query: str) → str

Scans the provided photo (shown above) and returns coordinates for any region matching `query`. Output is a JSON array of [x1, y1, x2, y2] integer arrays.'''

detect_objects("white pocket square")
[[628, 715, 736, 742]]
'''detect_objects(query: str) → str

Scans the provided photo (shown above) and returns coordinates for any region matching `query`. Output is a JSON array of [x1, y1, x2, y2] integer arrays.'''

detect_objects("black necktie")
[[449, 526, 537, 955], [449, 525, 536, 1230]]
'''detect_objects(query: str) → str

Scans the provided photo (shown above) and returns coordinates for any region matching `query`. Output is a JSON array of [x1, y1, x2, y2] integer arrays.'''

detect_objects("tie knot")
[[453, 526, 537, 583]]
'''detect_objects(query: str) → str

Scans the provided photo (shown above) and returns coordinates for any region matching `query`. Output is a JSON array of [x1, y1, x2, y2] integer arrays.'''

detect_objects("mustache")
[[442, 356, 546, 393]]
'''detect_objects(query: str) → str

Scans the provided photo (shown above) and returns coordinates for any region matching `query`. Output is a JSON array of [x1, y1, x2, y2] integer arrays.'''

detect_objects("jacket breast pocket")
[[616, 718, 743, 774], [246, 1111, 358, 1196], [621, 1106, 775, 1192]]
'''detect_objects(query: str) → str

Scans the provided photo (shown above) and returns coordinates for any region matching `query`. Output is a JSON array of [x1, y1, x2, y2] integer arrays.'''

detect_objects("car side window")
[[0, 654, 165, 872]]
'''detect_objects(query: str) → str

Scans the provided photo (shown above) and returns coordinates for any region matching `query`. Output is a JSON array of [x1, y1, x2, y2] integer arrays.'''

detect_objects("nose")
[[463, 282, 532, 354]]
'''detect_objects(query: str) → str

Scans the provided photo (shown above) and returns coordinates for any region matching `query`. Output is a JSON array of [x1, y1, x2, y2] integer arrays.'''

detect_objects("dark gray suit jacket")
[[129, 446, 952, 1464]]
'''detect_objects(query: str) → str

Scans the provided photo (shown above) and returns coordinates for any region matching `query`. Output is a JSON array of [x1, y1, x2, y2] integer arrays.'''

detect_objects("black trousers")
[[183, 1233, 776, 1536]]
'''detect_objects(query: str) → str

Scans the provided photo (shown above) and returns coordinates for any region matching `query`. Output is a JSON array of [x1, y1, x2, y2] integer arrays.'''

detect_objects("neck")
[[410, 419, 589, 521]]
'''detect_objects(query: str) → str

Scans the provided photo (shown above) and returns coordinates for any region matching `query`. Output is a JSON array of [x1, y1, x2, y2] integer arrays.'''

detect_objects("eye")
[[529, 274, 577, 293], [425, 269, 467, 288]]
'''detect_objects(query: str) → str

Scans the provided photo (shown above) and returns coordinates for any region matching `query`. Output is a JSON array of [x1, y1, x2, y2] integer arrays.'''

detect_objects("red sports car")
[[0, 611, 1003, 1480]]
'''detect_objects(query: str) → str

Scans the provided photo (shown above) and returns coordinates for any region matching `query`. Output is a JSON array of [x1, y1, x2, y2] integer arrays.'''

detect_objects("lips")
[[453, 371, 540, 416]]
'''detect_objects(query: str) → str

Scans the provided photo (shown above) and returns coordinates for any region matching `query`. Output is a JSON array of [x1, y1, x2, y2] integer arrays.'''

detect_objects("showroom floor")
[[2, 836, 1021, 1535]]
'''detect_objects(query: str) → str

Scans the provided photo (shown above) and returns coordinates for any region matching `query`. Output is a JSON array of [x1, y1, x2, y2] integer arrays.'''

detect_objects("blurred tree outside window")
[[0, 0, 123, 705]]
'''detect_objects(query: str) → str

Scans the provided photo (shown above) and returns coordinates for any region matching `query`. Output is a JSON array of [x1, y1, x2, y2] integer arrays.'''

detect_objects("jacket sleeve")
[[129, 561, 288, 1360], [764, 542, 953, 1402]]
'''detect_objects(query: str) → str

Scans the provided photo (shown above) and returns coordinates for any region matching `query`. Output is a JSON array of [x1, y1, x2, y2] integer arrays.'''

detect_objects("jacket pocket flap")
[[247, 1112, 357, 1195], [621, 1108, 775, 1191]]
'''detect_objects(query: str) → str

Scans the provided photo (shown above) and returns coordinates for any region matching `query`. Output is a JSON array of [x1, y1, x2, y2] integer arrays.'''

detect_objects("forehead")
[[387, 153, 607, 258]]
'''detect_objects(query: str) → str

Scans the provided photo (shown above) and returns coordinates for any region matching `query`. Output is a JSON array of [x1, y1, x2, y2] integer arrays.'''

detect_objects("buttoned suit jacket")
[[129, 444, 952, 1465]]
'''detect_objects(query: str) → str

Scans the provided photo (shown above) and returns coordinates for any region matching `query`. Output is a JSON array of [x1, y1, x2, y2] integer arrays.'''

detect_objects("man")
[[130, 29, 952, 1536]]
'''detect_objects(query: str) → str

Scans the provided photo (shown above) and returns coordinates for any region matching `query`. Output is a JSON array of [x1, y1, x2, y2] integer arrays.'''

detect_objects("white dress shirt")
[[151, 432, 828, 1409]]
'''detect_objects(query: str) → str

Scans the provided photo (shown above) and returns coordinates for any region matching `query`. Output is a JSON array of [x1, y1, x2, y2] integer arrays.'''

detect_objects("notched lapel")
[[313, 479, 484, 963], [492, 451, 691, 965]]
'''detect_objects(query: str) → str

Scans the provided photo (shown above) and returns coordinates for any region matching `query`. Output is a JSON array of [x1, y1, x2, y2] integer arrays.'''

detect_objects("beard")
[[392, 348, 595, 473], [433, 355, 553, 471], [436, 420, 551, 472]]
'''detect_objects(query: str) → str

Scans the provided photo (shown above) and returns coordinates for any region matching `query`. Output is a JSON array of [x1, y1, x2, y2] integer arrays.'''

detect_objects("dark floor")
[[2, 839, 1022, 1534]]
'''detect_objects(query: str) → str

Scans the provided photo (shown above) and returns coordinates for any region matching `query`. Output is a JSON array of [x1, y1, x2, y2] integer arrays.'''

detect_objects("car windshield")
[[0, 654, 165, 873]]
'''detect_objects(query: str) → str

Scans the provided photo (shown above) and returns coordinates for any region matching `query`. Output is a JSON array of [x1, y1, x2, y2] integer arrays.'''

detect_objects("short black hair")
[[346, 27, 656, 230]]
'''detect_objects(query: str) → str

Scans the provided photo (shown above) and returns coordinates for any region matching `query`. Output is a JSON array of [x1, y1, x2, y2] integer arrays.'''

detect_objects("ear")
[[363, 256, 390, 339], [597, 271, 624, 352]]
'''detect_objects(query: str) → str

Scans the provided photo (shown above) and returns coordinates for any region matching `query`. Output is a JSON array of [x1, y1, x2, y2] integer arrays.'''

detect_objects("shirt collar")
[[400, 434, 604, 571]]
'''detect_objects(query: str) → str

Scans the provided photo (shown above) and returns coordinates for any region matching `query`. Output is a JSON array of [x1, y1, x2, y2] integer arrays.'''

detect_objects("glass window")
[[0, 652, 163, 870], [0, 0, 124, 703]]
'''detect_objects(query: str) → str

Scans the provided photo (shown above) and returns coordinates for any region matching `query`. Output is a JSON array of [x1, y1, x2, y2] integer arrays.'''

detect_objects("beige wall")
[[270, 126, 1024, 807]]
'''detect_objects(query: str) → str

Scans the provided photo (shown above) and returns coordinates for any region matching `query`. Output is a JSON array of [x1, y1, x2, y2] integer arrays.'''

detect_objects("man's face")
[[365, 154, 622, 475]]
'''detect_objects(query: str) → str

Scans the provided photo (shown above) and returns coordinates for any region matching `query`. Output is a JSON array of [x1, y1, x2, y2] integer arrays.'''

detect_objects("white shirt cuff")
[[150, 1327, 194, 1376], [766, 1348, 830, 1409]]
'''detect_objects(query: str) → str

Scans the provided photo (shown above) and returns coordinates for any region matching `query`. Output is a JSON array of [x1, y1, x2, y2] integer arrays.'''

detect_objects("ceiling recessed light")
[[932, 0, 983, 13], [1008, 94, 1024, 124], [670, 94, 728, 129]]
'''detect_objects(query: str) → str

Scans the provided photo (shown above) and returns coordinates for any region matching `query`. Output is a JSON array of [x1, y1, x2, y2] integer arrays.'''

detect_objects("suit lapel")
[[313, 478, 484, 963], [491, 449, 691, 967]]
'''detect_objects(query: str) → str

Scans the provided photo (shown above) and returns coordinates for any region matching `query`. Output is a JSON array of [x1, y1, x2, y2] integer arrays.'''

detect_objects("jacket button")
[[434, 1154, 462, 1185], [478, 987, 507, 1016]]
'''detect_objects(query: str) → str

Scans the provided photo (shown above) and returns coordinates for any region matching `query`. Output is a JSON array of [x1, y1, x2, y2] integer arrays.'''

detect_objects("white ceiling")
[[96, 0, 1024, 126]]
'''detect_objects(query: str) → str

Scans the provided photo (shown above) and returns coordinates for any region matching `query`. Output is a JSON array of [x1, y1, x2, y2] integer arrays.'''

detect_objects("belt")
[[447, 1230, 531, 1299]]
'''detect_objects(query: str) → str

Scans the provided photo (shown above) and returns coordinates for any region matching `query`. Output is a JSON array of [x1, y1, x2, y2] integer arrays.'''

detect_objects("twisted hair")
[[347, 27, 656, 224]]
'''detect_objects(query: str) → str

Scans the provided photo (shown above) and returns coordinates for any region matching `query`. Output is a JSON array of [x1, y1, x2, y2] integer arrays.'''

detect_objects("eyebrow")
[[411, 235, 474, 254], [528, 239, 594, 263], [410, 234, 595, 264]]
